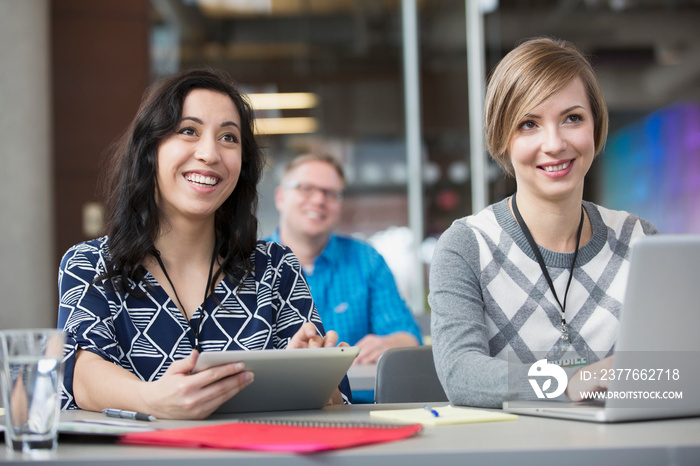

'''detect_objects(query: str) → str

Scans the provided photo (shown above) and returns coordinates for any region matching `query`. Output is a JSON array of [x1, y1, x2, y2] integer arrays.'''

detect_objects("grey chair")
[[374, 345, 448, 403]]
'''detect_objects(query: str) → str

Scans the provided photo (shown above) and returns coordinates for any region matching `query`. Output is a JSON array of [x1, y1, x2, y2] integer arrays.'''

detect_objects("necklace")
[[511, 194, 584, 341], [153, 245, 218, 351]]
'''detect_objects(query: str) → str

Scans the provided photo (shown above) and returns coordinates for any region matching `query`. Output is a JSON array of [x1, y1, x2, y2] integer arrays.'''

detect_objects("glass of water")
[[0, 329, 65, 456]]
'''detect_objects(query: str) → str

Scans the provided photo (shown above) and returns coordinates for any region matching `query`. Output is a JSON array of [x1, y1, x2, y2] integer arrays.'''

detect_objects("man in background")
[[268, 153, 422, 367]]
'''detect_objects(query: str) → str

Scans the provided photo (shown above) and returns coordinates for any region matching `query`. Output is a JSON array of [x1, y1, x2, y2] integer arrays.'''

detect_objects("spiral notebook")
[[118, 419, 422, 453]]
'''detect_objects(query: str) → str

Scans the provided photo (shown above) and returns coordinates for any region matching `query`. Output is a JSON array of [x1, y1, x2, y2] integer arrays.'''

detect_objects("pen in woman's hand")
[[102, 408, 156, 422]]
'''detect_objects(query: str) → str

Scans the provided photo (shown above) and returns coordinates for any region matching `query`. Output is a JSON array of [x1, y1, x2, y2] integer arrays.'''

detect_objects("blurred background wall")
[[1, 0, 699, 329], [0, 0, 53, 328]]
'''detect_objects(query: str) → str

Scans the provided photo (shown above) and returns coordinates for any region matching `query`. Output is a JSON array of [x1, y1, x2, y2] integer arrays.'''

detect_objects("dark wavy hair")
[[99, 68, 263, 296]]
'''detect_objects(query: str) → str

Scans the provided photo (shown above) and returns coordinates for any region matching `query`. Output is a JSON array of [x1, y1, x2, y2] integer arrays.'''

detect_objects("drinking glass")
[[0, 329, 65, 456]]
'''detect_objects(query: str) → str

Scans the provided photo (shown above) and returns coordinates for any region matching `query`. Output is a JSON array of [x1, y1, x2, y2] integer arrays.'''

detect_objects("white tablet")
[[192, 346, 360, 414]]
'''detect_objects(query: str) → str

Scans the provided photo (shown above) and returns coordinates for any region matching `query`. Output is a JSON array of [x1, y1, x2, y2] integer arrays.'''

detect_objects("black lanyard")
[[153, 245, 218, 351], [511, 194, 584, 341]]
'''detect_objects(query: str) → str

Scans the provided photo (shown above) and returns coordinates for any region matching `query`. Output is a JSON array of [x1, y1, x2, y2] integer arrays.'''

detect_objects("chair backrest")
[[374, 345, 448, 403]]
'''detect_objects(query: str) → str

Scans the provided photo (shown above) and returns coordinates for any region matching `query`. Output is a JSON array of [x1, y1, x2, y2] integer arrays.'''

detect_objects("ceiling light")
[[254, 117, 319, 135], [248, 92, 319, 110], [198, 0, 272, 15]]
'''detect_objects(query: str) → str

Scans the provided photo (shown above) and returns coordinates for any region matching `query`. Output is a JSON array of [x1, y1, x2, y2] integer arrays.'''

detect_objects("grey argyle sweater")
[[429, 198, 658, 408]]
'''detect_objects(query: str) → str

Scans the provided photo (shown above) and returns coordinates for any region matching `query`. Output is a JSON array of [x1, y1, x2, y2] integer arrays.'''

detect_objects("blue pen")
[[423, 406, 439, 417]]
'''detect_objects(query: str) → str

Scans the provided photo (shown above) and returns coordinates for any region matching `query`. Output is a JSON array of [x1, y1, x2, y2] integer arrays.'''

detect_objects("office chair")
[[374, 345, 448, 403]]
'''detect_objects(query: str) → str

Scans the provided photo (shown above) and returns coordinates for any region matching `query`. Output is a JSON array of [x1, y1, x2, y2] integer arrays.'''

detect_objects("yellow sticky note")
[[369, 405, 518, 426]]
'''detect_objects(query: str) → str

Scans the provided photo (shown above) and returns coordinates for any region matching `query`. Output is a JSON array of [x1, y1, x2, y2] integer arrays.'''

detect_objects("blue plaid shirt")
[[267, 231, 422, 346]]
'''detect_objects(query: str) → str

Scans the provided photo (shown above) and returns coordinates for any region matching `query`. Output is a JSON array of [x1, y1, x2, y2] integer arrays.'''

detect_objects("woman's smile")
[[508, 78, 595, 202], [156, 89, 242, 222]]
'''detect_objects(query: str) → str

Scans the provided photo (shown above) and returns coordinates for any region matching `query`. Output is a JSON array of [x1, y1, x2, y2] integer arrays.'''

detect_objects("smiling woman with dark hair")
[[58, 69, 350, 419], [99, 68, 263, 294]]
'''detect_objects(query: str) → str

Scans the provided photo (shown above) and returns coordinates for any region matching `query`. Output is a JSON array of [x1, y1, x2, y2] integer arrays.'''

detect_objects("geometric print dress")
[[58, 237, 350, 409]]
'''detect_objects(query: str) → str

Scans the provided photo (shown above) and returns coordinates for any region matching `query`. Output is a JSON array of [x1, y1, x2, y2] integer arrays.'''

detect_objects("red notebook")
[[119, 420, 422, 453]]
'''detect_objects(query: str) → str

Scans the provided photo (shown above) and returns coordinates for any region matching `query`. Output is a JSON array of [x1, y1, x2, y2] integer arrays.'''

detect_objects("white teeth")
[[185, 173, 218, 186], [542, 161, 571, 172], [306, 212, 322, 219]]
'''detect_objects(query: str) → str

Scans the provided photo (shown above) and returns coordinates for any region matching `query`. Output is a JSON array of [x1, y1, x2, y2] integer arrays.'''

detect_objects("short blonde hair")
[[484, 37, 608, 177], [281, 153, 346, 186]]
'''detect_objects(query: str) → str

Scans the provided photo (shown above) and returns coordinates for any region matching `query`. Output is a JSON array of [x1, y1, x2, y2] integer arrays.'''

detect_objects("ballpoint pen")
[[102, 408, 157, 422], [423, 406, 439, 418]]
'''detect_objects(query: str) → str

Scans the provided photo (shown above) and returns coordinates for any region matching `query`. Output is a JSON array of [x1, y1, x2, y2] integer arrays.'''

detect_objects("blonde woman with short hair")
[[429, 38, 657, 408]]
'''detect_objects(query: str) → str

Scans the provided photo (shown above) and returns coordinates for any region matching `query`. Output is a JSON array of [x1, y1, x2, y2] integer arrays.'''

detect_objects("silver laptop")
[[193, 346, 359, 414], [503, 235, 700, 422]]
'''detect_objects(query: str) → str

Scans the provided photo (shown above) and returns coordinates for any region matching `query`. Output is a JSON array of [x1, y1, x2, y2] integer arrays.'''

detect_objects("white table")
[[2, 404, 699, 465]]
